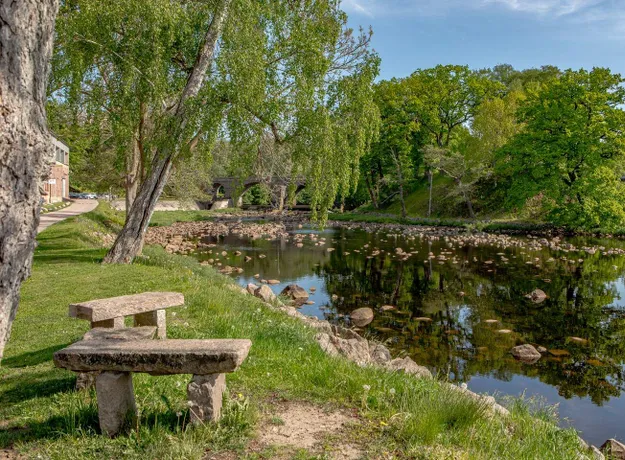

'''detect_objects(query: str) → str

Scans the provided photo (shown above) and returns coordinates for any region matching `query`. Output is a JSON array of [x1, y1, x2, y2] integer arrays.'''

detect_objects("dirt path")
[[37, 199, 98, 233]]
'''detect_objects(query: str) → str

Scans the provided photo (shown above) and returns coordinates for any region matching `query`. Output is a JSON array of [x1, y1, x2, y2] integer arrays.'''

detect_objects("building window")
[[55, 147, 65, 164]]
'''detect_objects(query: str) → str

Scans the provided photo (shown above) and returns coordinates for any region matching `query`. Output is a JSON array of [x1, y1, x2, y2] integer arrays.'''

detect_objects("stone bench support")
[[134, 310, 167, 339], [96, 371, 136, 436], [187, 374, 226, 423]]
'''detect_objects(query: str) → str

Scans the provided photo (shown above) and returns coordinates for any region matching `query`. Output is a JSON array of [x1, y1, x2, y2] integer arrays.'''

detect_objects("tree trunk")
[[103, 0, 231, 264], [0, 0, 59, 362], [392, 151, 407, 219], [364, 172, 378, 209], [427, 169, 433, 217], [125, 136, 141, 216]]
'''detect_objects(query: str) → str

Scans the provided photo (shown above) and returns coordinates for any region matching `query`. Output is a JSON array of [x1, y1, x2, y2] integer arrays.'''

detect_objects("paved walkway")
[[37, 199, 99, 234]]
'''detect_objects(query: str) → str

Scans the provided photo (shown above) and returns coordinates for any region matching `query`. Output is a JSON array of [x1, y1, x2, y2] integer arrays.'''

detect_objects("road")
[[37, 199, 99, 234]]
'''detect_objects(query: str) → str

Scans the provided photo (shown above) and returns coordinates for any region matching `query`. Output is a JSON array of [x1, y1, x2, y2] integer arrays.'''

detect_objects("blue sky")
[[342, 0, 624, 80]]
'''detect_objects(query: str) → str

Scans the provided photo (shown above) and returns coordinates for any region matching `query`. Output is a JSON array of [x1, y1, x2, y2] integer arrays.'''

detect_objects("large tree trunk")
[[125, 136, 141, 216], [0, 0, 59, 362], [103, 0, 231, 264]]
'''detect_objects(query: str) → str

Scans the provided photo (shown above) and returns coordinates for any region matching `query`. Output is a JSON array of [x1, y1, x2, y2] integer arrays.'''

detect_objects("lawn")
[[0, 203, 588, 459]]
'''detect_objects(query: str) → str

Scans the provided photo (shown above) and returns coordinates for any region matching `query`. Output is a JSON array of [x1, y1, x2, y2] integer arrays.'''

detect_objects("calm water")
[[194, 224, 625, 445]]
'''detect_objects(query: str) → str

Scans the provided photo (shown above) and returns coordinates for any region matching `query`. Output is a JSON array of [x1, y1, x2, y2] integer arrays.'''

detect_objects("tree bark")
[[392, 150, 407, 219], [364, 172, 378, 209], [0, 0, 59, 362], [103, 0, 231, 264], [125, 135, 141, 216], [427, 169, 433, 217]]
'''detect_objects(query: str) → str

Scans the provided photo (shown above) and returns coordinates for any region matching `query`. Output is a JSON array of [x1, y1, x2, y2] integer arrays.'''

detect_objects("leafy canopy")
[[498, 67, 625, 230]]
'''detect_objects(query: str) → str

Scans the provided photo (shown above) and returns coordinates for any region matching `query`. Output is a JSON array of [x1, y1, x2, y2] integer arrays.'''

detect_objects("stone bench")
[[54, 334, 251, 437], [69, 291, 184, 339]]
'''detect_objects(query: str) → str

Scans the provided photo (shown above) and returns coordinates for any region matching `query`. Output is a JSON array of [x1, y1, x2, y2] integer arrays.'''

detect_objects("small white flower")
[[363, 384, 371, 391], [176, 381, 181, 387], [389, 388, 396, 395], [460, 382, 468, 390], [187, 401, 194, 407], [298, 347, 303, 351], [257, 308, 261, 313], [176, 411, 182, 417]]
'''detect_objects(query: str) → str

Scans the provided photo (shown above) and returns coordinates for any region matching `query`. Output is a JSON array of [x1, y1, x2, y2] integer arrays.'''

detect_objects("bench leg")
[[187, 374, 226, 424], [95, 371, 136, 437], [134, 310, 166, 339], [91, 317, 124, 328]]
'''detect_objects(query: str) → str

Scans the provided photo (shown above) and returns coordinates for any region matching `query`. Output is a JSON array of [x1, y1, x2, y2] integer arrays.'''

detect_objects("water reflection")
[[195, 225, 625, 444]]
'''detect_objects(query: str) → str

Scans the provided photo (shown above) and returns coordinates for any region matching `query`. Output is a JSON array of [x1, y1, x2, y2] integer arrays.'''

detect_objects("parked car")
[[84, 192, 97, 199], [69, 192, 81, 199]]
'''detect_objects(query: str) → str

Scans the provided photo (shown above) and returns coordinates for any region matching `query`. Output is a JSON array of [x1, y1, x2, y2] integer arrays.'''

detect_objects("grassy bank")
[[0, 203, 588, 459]]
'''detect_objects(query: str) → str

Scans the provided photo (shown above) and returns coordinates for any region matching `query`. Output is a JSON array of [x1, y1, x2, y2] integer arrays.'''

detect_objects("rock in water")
[[267, 279, 280, 285], [350, 307, 374, 327], [601, 439, 625, 459], [510, 344, 541, 363], [254, 285, 275, 303], [246, 283, 258, 295], [525, 289, 548, 303], [280, 284, 309, 303], [385, 357, 432, 379]]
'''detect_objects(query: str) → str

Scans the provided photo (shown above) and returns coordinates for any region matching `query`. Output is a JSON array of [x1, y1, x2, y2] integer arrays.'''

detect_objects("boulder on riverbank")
[[510, 344, 541, 363], [601, 439, 625, 459], [254, 285, 276, 303], [385, 357, 432, 379], [281, 284, 309, 303]]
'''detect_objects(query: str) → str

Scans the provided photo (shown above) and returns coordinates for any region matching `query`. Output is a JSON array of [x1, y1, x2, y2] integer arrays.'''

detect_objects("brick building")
[[42, 136, 69, 203]]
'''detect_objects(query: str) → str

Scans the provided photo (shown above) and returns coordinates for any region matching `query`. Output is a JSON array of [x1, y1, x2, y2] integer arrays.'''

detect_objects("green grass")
[[0, 203, 590, 459], [385, 175, 455, 217]]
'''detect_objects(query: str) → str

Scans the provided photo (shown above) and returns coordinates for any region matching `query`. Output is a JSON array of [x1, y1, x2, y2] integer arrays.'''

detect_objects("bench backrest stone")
[[69, 292, 184, 322], [54, 339, 252, 375], [83, 327, 157, 341]]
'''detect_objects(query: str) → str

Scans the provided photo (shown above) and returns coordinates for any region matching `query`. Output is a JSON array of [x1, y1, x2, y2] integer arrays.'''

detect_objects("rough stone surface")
[[386, 357, 432, 379], [254, 285, 276, 303], [446, 383, 510, 416], [350, 307, 374, 327], [315, 332, 370, 366], [591, 445, 606, 460], [510, 344, 541, 363], [246, 283, 259, 295], [54, 339, 251, 374], [75, 371, 98, 390], [187, 373, 226, 423], [134, 310, 166, 339], [280, 284, 309, 303], [96, 371, 136, 437], [369, 343, 391, 364], [69, 292, 184, 322], [601, 439, 625, 459]]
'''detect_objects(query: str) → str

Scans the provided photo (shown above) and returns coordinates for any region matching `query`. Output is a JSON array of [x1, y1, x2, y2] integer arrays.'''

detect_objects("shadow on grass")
[[0, 369, 75, 406], [0, 409, 99, 448], [2, 343, 72, 369], [33, 248, 105, 264]]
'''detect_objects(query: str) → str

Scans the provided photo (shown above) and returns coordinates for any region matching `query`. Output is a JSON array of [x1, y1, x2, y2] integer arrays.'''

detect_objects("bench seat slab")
[[54, 339, 252, 375], [69, 292, 184, 322]]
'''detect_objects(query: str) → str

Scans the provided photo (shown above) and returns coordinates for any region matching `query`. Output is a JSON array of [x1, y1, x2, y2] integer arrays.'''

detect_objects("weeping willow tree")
[[52, 0, 379, 263]]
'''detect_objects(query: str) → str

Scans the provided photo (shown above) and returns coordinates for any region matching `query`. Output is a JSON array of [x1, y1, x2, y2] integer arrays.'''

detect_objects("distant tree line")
[[353, 64, 625, 231]]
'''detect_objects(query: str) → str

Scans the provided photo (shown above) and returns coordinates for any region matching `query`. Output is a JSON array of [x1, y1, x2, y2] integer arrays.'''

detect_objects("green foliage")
[[52, 0, 380, 218], [499, 68, 625, 230]]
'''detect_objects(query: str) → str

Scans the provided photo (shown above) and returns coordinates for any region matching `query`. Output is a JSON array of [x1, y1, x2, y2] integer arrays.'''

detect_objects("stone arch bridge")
[[211, 176, 306, 209]]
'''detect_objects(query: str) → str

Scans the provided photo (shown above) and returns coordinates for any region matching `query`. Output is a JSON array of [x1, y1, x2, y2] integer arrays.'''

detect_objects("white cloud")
[[486, 0, 604, 17], [341, 0, 624, 38]]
